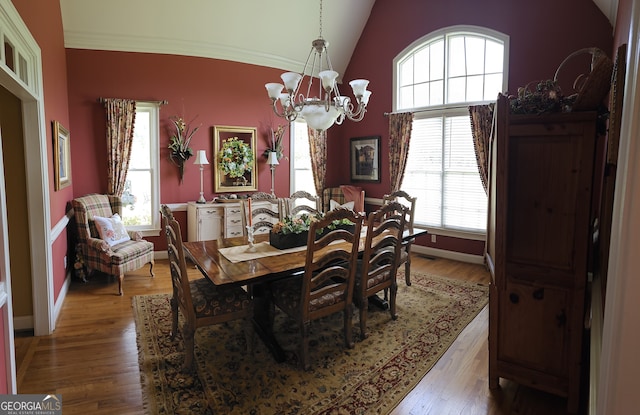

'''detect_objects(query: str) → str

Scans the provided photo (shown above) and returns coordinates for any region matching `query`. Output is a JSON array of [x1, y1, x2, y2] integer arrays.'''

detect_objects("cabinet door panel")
[[498, 281, 569, 377], [198, 209, 222, 241], [506, 134, 592, 273]]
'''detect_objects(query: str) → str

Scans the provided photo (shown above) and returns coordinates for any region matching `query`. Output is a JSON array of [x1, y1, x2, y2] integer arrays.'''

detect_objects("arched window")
[[394, 26, 508, 236]]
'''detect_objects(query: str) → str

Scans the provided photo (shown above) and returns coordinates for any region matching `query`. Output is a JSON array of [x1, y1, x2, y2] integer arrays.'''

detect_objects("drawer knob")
[[533, 288, 545, 300], [509, 293, 519, 304]]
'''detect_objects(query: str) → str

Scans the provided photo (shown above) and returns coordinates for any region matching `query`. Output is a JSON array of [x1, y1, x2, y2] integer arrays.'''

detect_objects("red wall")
[[12, 0, 70, 299], [66, 50, 292, 246], [330, 0, 613, 255]]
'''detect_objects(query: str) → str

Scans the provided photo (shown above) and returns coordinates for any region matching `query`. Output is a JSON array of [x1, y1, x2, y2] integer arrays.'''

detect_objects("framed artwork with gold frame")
[[214, 125, 258, 193], [53, 120, 71, 191]]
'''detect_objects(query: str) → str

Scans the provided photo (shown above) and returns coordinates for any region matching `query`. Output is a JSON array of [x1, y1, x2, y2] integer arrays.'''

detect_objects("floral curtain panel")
[[308, 127, 327, 197], [388, 112, 414, 193], [468, 103, 494, 194], [103, 98, 137, 197]]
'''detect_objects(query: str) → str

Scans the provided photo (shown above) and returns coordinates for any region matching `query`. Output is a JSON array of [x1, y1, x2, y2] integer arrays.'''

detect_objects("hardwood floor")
[[15, 254, 579, 414]]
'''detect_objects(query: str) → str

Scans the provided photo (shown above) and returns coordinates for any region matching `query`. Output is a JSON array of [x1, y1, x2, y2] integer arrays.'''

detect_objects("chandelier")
[[265, 0, 371, 131]]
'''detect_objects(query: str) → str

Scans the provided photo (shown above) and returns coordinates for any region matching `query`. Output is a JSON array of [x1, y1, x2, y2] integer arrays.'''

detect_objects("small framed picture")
[[350, 136, 381, 182], [53, 120, 71, 191]]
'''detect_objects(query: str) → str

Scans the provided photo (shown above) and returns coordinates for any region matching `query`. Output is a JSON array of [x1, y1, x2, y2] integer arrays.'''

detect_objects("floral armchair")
[[72, 194, 154, 295]]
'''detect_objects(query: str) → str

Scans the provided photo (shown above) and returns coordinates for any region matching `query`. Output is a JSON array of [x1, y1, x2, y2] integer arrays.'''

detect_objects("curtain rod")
[[97, 97, 169, 105], [384, 103, 487, 116]]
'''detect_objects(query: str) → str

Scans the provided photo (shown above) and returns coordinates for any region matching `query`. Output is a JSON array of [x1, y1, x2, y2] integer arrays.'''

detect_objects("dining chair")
[[269, 207, 364, 370], [354, 201, 408, 339], [160, 205, 254, 371], [241, 197, 283, 235], [382, 190, 417, 286], [286, 190, 322, 217]]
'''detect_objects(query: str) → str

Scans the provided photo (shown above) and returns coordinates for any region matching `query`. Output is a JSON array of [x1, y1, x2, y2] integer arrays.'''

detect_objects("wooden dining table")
[[183, 228, 427, 362]]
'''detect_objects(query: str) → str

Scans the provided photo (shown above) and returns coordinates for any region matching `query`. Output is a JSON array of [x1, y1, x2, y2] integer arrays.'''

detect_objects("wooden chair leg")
[[300, 321, 311, 371], [170, 296, 178, 339], [359, 297, 369, 340], [118, 274, 124, 296], [404, 258, 412, 286], [149, 260, 155, 277], [344, 307, 354, 349], [390, 284, 398, 320]]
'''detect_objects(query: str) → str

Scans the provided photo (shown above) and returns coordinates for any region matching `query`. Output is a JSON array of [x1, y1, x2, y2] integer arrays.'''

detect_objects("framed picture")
[[214, 125, 258, 192], [53, 120, 71, 191], [350, 136, 381, 182]]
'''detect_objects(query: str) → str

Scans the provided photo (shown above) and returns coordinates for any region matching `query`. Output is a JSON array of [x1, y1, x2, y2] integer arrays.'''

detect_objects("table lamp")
[[193, 150, 209, 203], [267, 151, 279, 196]]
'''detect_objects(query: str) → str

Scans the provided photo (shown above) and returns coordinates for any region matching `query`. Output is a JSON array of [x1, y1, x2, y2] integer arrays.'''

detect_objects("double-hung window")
[[394, 26, 508, 236], [120, 101, 161, 234], [290, 119, 316, 194]]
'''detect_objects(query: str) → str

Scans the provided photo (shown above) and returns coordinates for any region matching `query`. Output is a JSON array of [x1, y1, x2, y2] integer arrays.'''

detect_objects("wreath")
[[218, 137, 254, 179]]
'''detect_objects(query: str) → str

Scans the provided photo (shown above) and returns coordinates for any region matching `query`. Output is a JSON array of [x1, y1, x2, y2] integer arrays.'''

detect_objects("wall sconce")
[[267, 151, 279, 196], [193, 150, 209, 203]]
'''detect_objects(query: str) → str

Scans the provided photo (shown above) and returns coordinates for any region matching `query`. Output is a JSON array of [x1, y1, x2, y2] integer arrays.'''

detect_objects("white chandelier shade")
[[265, 0, 370, 131]]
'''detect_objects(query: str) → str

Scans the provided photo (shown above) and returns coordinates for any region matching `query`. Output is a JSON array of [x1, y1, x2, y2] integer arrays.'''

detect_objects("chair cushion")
[[190, 278, 252, 318], [271, 276, 344, 314], [355, 261, 392, 290], [93, 214, 130, 246]]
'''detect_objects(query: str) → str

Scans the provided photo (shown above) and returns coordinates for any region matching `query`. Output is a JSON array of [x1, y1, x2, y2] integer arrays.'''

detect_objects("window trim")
[[392, 25, 510, 113], [392, 25, 509, 239], [126, 101, 161, 236]]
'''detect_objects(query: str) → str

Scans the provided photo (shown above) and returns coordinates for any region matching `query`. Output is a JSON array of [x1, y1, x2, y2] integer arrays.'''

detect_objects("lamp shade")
[[267, 151, 279, 165], [193, 150, 209, 165]]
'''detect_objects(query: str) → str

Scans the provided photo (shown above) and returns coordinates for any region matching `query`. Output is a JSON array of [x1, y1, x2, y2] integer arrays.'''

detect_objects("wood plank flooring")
[[15, 254, 579, 414]]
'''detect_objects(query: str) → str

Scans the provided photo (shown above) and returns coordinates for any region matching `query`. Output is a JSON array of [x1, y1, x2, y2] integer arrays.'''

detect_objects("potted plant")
[[263, 124, 287, 162], [168, 115, 200, 183], [269, 214, 315, 249], [269, 213, 355, 249]]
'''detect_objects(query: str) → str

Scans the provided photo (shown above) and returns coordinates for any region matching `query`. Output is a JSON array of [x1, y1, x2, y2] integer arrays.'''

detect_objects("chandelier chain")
[[319, 0, 323, 38]]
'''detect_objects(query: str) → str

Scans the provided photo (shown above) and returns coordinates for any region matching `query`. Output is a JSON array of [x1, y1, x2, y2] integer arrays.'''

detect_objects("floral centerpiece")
[[168, 115, 200, 183], [269, 213, 355, 250], [270, 214, 315, 250], [218, 137, 254, 186]]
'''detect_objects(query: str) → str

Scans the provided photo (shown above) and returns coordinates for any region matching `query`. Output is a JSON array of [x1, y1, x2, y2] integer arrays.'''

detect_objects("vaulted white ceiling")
[[60, 0, 376, 78], [59, 0, 617, 78]]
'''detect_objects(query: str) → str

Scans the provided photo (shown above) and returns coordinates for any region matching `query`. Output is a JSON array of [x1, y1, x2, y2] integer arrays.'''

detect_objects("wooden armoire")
[[486, 93, 601, 413]]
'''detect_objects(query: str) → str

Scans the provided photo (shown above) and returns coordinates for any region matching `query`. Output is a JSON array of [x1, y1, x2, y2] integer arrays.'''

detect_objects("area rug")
[[134, 271, 488, 415]]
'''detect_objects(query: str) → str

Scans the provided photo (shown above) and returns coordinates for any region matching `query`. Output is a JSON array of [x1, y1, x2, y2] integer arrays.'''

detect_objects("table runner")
[[219, 227, 369, 263], [218, 241, 307, 263]]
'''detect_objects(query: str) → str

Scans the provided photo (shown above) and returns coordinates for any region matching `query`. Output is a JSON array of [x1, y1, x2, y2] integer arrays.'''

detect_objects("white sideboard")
[[187, 200, 281, 242]]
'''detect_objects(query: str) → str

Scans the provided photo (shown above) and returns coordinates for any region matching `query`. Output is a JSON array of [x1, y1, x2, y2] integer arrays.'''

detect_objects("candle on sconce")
[[248, 197, 252, 227]]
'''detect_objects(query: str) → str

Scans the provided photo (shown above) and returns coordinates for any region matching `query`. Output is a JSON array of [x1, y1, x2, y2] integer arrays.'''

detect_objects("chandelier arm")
[[345, 105, 367, 122]]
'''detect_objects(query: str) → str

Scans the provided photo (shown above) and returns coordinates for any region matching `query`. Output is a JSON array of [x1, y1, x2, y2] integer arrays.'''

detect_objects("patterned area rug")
[[134, 272, 488, 414]]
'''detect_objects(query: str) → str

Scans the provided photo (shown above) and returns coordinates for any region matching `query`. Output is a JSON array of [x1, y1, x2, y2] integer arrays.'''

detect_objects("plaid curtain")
[[388, 112, 413, 193], [468, 103, 494, 194], [103, 98, 137, 196], [308, 127, 327, 197]]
